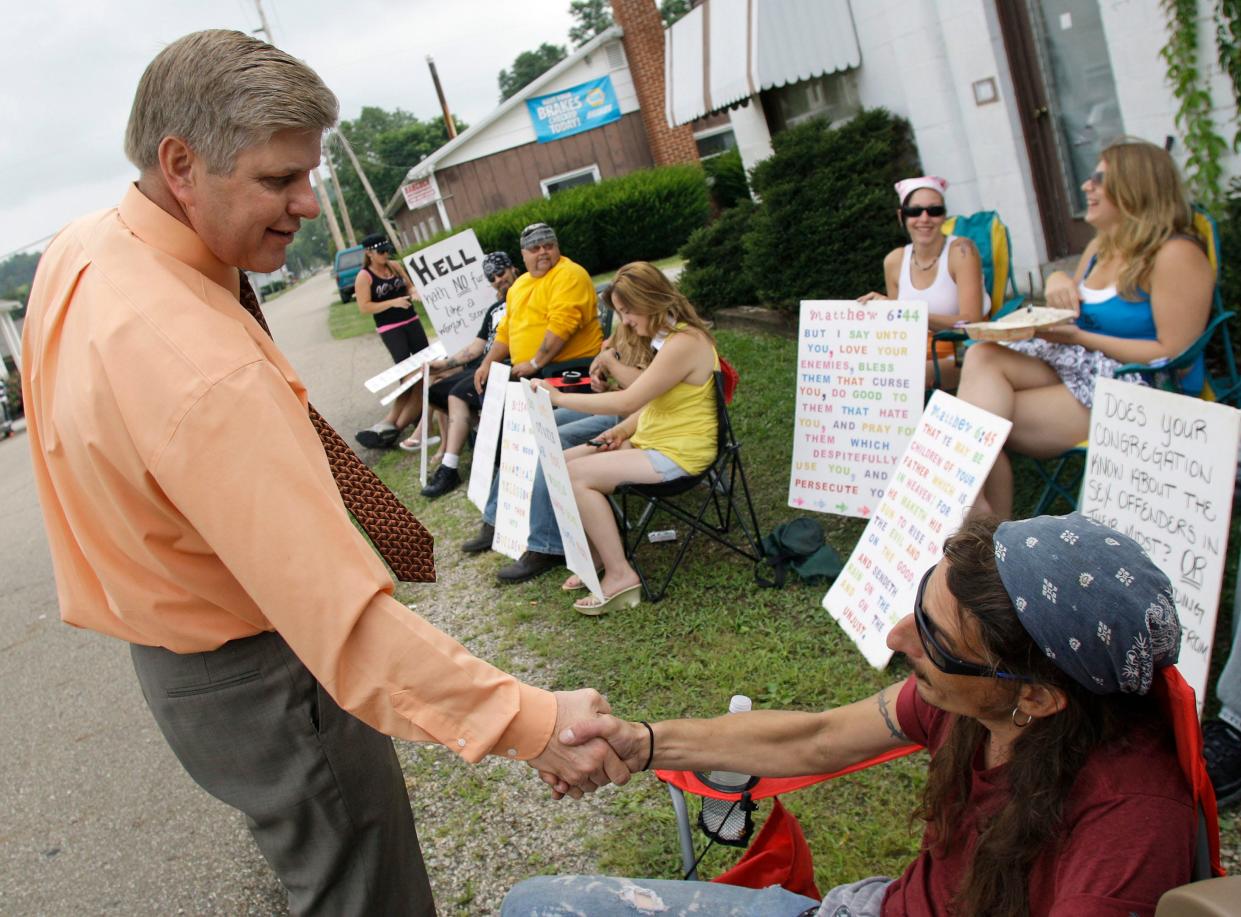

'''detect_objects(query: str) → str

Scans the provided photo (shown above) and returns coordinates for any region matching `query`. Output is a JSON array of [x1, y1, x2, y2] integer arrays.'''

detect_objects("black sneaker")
[[356, 426, 400, 449], [497, 550, 563, 584], [421, 464, 461, 498], [461, 522, 495, 555], [1203, 719, 1241, 808]]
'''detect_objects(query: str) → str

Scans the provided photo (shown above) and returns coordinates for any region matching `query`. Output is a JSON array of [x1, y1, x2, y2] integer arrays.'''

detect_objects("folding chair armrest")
[[1114, 312, 1233, 381]]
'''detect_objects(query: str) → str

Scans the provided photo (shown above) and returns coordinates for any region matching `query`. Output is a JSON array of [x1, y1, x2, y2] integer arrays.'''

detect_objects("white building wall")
[[1101, 0, 1240, 180], [850, 0, 1046, 287], [437, 39, 641, 169]]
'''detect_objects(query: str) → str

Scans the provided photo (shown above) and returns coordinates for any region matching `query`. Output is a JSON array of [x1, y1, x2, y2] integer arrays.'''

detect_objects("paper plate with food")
[[962, 306, 1078, 342]]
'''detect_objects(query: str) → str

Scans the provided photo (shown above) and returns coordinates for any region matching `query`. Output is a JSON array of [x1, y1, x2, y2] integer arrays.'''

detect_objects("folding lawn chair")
[[1030, 207, 1241, 514], [927, 210, 1026, 395], [657, 667, 1222, 900], [610, 372, 762, 602]]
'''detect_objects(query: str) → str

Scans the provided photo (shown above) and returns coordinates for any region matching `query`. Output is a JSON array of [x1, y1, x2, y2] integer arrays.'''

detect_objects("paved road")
[[0, 271, 390, 914]]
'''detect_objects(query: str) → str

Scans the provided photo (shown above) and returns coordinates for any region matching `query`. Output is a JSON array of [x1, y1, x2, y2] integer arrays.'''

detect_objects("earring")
[[1011, 706, 1034, 728]]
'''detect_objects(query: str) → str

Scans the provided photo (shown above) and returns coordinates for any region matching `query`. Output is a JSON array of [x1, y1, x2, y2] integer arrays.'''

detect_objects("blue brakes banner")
[[526, 76, 621, 143]]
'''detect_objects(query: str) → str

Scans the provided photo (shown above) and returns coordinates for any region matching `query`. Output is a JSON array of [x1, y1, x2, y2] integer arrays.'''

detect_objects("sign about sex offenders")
[[1079, 378, 1240, 711], [403, 229, 490, 356], [824, 392, 1011, 669], [789, 300, 927, 518]]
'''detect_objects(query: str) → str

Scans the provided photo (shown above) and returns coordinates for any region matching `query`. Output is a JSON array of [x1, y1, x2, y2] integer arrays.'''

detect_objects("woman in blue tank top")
[[955, 138, 1214, 519]]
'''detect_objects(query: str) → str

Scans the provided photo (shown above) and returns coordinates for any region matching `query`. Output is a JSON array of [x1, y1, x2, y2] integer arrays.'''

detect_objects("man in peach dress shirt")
[[21, 30, 625, 915]]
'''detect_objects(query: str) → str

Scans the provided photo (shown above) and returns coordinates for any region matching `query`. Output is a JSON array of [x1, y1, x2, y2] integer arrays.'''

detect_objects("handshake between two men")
[[527, 689, 639, 799]]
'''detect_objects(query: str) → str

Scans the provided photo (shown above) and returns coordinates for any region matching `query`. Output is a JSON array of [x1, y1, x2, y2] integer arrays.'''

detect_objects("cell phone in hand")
[[587, 439, 606, 448]]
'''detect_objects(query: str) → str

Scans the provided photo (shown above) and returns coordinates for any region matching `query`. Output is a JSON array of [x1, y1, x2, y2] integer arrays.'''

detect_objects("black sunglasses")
[[901, 204, 947, 219], [913, 565, 1031, 681], [1085, 170, 1105, 188]]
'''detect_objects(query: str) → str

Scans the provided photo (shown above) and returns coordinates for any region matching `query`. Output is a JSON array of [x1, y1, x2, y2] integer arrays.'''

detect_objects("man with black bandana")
[[421, 252, 516, 497]]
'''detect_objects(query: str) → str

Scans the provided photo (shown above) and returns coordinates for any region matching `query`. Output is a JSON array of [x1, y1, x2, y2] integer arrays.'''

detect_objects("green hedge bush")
[[675, 109, 919, 314], [703, 149, 749, 211], [678, 200, 760, 314], [745, 109, 919, 311], [404, 164, 710, 277], [1214, 180, 1241, 376]]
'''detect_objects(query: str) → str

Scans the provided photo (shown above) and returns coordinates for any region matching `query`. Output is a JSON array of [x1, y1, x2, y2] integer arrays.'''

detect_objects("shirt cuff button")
[[457, 738, 466, 748], [507, 748, 518, 757]]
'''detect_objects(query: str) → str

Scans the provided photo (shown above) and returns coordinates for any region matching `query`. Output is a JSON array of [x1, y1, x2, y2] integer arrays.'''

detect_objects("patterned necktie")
[[238, 276, 435, 583]]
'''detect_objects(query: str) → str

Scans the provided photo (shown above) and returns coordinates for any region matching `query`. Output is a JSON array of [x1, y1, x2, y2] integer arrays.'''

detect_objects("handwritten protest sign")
[[824, 392, 1012, 668], [491, 382, 540, 560], [364, 340, 445, 399], [522, 384, 604, 602], [790, 300, 927, 518], [468, 363, 512, 511], [403, 229, 490, 355], [1080, 378, 1240, 710]]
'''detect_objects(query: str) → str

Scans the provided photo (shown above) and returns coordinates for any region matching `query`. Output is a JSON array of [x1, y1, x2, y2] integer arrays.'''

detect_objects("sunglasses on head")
[[901, 204, 947, 219], [913, 565, 1032, 681]]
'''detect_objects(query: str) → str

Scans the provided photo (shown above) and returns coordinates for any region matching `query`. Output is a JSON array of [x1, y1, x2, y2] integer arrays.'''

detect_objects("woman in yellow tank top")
[[533, 262, 718, 614]]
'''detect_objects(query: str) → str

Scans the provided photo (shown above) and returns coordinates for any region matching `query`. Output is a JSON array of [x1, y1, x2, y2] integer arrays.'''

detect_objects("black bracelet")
[[639, 720, 655, 772]]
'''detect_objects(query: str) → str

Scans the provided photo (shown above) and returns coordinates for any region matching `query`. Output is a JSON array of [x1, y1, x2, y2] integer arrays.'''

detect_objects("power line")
[[1, 234, 55, 263]]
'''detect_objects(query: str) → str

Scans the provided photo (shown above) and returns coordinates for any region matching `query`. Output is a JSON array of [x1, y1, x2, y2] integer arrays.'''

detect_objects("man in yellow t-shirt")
[[472, 222, 602, 390]]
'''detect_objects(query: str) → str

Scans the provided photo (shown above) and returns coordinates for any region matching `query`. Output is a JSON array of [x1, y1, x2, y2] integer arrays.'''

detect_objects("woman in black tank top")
[[353, 235, 437, 450]]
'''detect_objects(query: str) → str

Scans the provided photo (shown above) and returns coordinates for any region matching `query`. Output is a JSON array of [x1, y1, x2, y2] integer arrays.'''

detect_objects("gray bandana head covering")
[[520, 222, 557, 249], [482, 251, 514, 281], [992, 513, 1180, 695]]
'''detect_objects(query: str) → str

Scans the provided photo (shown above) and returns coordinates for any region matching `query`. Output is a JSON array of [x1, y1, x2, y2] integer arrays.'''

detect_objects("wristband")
[[529, 356, 541, 371], [639, 720, 655, 771]]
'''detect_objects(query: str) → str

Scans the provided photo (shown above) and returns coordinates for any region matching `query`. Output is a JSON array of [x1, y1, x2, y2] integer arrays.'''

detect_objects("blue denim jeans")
[[500, 876, 820, 917], [483, 407, 618, 555]]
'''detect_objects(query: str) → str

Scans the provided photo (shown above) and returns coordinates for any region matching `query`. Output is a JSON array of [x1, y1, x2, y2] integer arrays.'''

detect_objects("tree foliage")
[[568, 0, 613, 46], [498, 43, 569, 102], [285, 212, 332, 276], [328, 107, 466, 239], [0, 251, 40, 307], [660, 0, 691, 26]]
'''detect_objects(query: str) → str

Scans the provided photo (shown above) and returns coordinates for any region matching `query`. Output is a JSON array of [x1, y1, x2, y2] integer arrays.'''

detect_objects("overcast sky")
[[0, 0, 581, 258]]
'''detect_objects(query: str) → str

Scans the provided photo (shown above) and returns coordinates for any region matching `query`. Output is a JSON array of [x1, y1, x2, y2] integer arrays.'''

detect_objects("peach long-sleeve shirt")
[[22, 185, 556, 763]]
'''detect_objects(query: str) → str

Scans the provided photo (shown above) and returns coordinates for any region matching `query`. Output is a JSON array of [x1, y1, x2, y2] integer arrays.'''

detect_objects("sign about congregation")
[[526, 76, 621, 143], [403, 229, 490, 356], [824, 392, 1011, 669], [790, 300, 927, 518], [1079, 378, 1240, 710]]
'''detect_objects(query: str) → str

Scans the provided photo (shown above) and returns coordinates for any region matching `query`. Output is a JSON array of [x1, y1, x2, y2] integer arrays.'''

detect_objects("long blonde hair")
[[611, 261, 714, 343], [1094, 138, 1198, 297]]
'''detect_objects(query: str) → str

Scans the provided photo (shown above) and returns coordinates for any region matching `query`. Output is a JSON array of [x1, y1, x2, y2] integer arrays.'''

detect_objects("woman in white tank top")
[[858, 176, 990, 390]]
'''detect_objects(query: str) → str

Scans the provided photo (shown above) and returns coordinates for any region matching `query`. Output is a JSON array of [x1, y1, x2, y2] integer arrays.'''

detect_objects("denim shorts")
[[643, 449, 689, 482]]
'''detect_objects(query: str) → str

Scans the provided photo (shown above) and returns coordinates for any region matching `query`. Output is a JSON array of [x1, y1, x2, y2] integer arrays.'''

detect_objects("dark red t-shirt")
[[882, 676, 1193, 916]]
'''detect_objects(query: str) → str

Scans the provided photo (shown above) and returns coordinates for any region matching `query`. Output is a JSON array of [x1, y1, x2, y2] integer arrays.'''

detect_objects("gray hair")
[[124, 30, 339, 175]]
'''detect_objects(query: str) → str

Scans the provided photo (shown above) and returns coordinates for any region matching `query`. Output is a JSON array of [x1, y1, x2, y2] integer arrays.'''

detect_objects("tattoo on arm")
[[877, 688, 908, 742]]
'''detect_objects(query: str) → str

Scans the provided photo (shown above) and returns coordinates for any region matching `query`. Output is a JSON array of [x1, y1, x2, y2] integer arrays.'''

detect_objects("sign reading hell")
[[789, 300, 927, 518], [823, 392, 1012, 669], [403, 229, 490, 356]]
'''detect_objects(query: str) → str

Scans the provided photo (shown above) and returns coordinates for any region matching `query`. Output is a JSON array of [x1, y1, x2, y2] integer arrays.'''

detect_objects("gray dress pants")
[[131, 631, 435, 916]]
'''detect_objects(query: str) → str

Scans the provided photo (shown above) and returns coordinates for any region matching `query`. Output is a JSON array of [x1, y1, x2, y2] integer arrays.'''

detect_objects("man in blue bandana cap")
[[504, 513, 1199, 917]]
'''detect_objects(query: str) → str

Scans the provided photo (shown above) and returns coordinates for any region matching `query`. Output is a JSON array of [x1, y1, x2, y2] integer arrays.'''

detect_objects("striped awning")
[[665, 0, 861, 127]]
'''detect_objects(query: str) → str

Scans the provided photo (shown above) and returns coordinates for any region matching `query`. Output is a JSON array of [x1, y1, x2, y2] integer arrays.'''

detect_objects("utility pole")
[[312, 172, 346, 252], [323, 148, 357, 246], [335, 130, 403, 247], [251, 0, 348, 252], [426, 56, 458, 140]]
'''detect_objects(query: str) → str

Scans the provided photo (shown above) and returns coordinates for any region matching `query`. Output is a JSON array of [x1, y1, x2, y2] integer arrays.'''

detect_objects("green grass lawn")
[[329, 298, 438, 342], [373, 326, 1241, 887], [592, 255, 685, 286]]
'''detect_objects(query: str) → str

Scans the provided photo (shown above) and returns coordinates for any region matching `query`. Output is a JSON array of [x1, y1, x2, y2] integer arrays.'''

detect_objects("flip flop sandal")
[[399, 434, 441, 452], [561, 567, 606, 592], [574, 584, 642, 616]]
